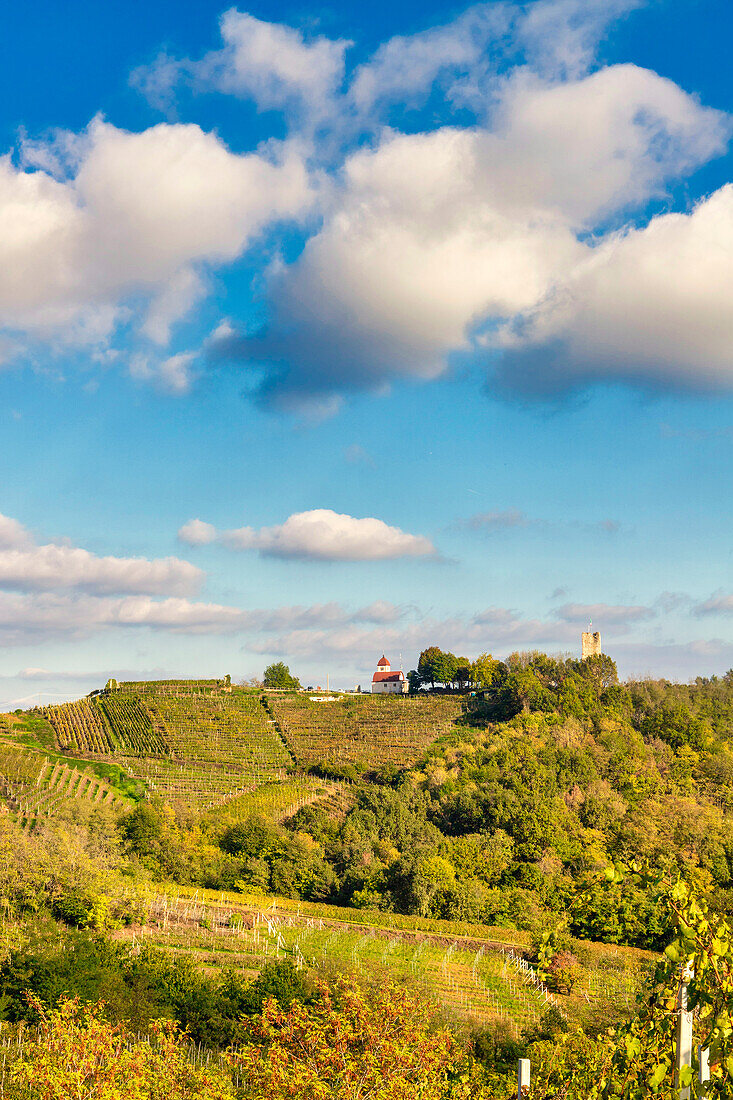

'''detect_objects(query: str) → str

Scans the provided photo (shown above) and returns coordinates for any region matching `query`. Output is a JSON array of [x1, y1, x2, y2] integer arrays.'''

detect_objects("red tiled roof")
[[377, 655, 390, 667], [372, 671, 404, 683]]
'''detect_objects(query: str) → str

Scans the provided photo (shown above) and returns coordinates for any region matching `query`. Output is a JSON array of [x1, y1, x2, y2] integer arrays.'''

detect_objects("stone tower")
[[582, 631, 601, 659]]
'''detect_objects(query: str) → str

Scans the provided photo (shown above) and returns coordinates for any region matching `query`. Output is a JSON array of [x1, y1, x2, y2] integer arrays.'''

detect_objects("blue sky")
[[1, 0, 732, 706]]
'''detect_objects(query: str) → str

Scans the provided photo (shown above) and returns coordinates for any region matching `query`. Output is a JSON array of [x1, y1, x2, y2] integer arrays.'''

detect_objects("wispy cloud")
[[343, 444, 375, 468], [554, 602, 656, 627], [660, 423, 733, 442], [694, 593, 733, 617], [463, 509, 529, 532], [132, 9, 351, 125], [458, 509, 621, 536], [0, 512, 201, 597]]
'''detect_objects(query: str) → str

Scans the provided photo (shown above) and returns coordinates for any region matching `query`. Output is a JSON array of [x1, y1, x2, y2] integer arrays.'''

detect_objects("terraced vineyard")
[[15, 760, 128, 822], [42, 698, 113, 754], [37, 683, 465, 805], [122, 689, 291, 809], [115, 678, 229, 695], [38, 682, 294, 810], [0, 740, 130, 824], [145, 690, 289, 770], [96, 693, 168, 755], [268, 693, 465, 770], [0, 742, 46, 802], [200, 775, 351, 823]]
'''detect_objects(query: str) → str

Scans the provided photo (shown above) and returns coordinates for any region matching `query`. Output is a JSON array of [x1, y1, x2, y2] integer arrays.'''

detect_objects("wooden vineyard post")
[[517, 1058, 530, 1098], [675, 971, 693, 1100]]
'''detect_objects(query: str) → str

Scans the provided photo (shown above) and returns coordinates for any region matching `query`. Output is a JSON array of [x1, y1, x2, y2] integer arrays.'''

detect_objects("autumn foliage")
[[7, 995, 232, 1100], [0, 978, 488, 1100], [230, 975, 478, 1100]]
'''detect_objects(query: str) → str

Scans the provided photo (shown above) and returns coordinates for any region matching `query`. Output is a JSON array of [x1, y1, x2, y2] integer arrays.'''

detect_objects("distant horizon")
[[4, 640, 730, 712]]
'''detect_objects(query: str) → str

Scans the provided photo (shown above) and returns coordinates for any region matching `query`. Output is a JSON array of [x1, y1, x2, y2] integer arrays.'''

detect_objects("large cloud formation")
[[3, 0, 733, 409], [223, 60, 728, 409], [498, 185, 733, 394], [0, 118, 311, 388], [178, 509, 436, 561]]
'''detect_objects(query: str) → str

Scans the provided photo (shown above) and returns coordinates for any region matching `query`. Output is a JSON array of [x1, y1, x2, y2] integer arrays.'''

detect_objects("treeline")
[[409, 646, 503, 691]]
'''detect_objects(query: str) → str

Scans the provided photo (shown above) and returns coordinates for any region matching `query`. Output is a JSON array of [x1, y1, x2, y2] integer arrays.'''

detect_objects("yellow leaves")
[[647, 1062, 667, 1089], [624, 1036, 641, 1060], [678, 1064, 694, 1087], [229, 975, 466, 1100], [7, 997, 234, 1100]]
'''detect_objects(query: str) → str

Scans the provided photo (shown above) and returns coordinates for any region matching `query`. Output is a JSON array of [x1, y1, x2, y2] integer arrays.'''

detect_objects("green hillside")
[[1, 657, 733, 1093]]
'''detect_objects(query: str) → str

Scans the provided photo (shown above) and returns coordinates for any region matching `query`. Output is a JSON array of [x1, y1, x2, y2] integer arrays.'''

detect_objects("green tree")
[[407, 669, 422, 693], [434, 651, 459, 688], [417, 647, 444, 689], [417, 648, 458, 689], [454, 659, 472, 690], [469, 653, 502, 690], [263, 662, 301, 690]]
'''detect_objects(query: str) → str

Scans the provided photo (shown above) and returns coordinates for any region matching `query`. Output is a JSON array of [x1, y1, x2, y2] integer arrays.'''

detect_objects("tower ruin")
[[582, 631, 601, 659]]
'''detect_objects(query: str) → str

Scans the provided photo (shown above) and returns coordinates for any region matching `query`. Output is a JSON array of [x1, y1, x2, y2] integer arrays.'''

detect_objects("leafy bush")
[[7, 996, 232, 1100], [547, 950, 580, 993], [229, 975, 478, 1100]]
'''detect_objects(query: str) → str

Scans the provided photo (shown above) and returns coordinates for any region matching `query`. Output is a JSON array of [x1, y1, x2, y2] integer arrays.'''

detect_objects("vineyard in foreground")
[[117, 884, 649, 1036]]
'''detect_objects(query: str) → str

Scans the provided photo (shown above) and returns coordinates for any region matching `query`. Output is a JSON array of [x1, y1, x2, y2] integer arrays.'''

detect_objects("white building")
[[371, 655, 408, 694]]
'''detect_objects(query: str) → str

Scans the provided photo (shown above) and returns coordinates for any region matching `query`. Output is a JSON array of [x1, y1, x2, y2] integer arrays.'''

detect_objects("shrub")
[[7, 996, 233, 1100], [229, 975, 476, 1100], [547, 950, 580, 993]]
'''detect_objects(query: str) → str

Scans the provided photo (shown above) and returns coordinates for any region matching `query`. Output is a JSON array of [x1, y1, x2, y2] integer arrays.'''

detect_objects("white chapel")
[[371, 655, 408, 694]]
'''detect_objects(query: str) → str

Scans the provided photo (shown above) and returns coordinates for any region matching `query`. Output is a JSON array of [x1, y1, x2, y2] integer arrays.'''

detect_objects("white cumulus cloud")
[[498, 184, 733, 394], [0, 118, 311, 359], [177, 519, 218, 546], [219, 60, 727, 409], [134, 9, 351, 124], [0, 514, 32, 549], [179, 508, 436, 561]]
